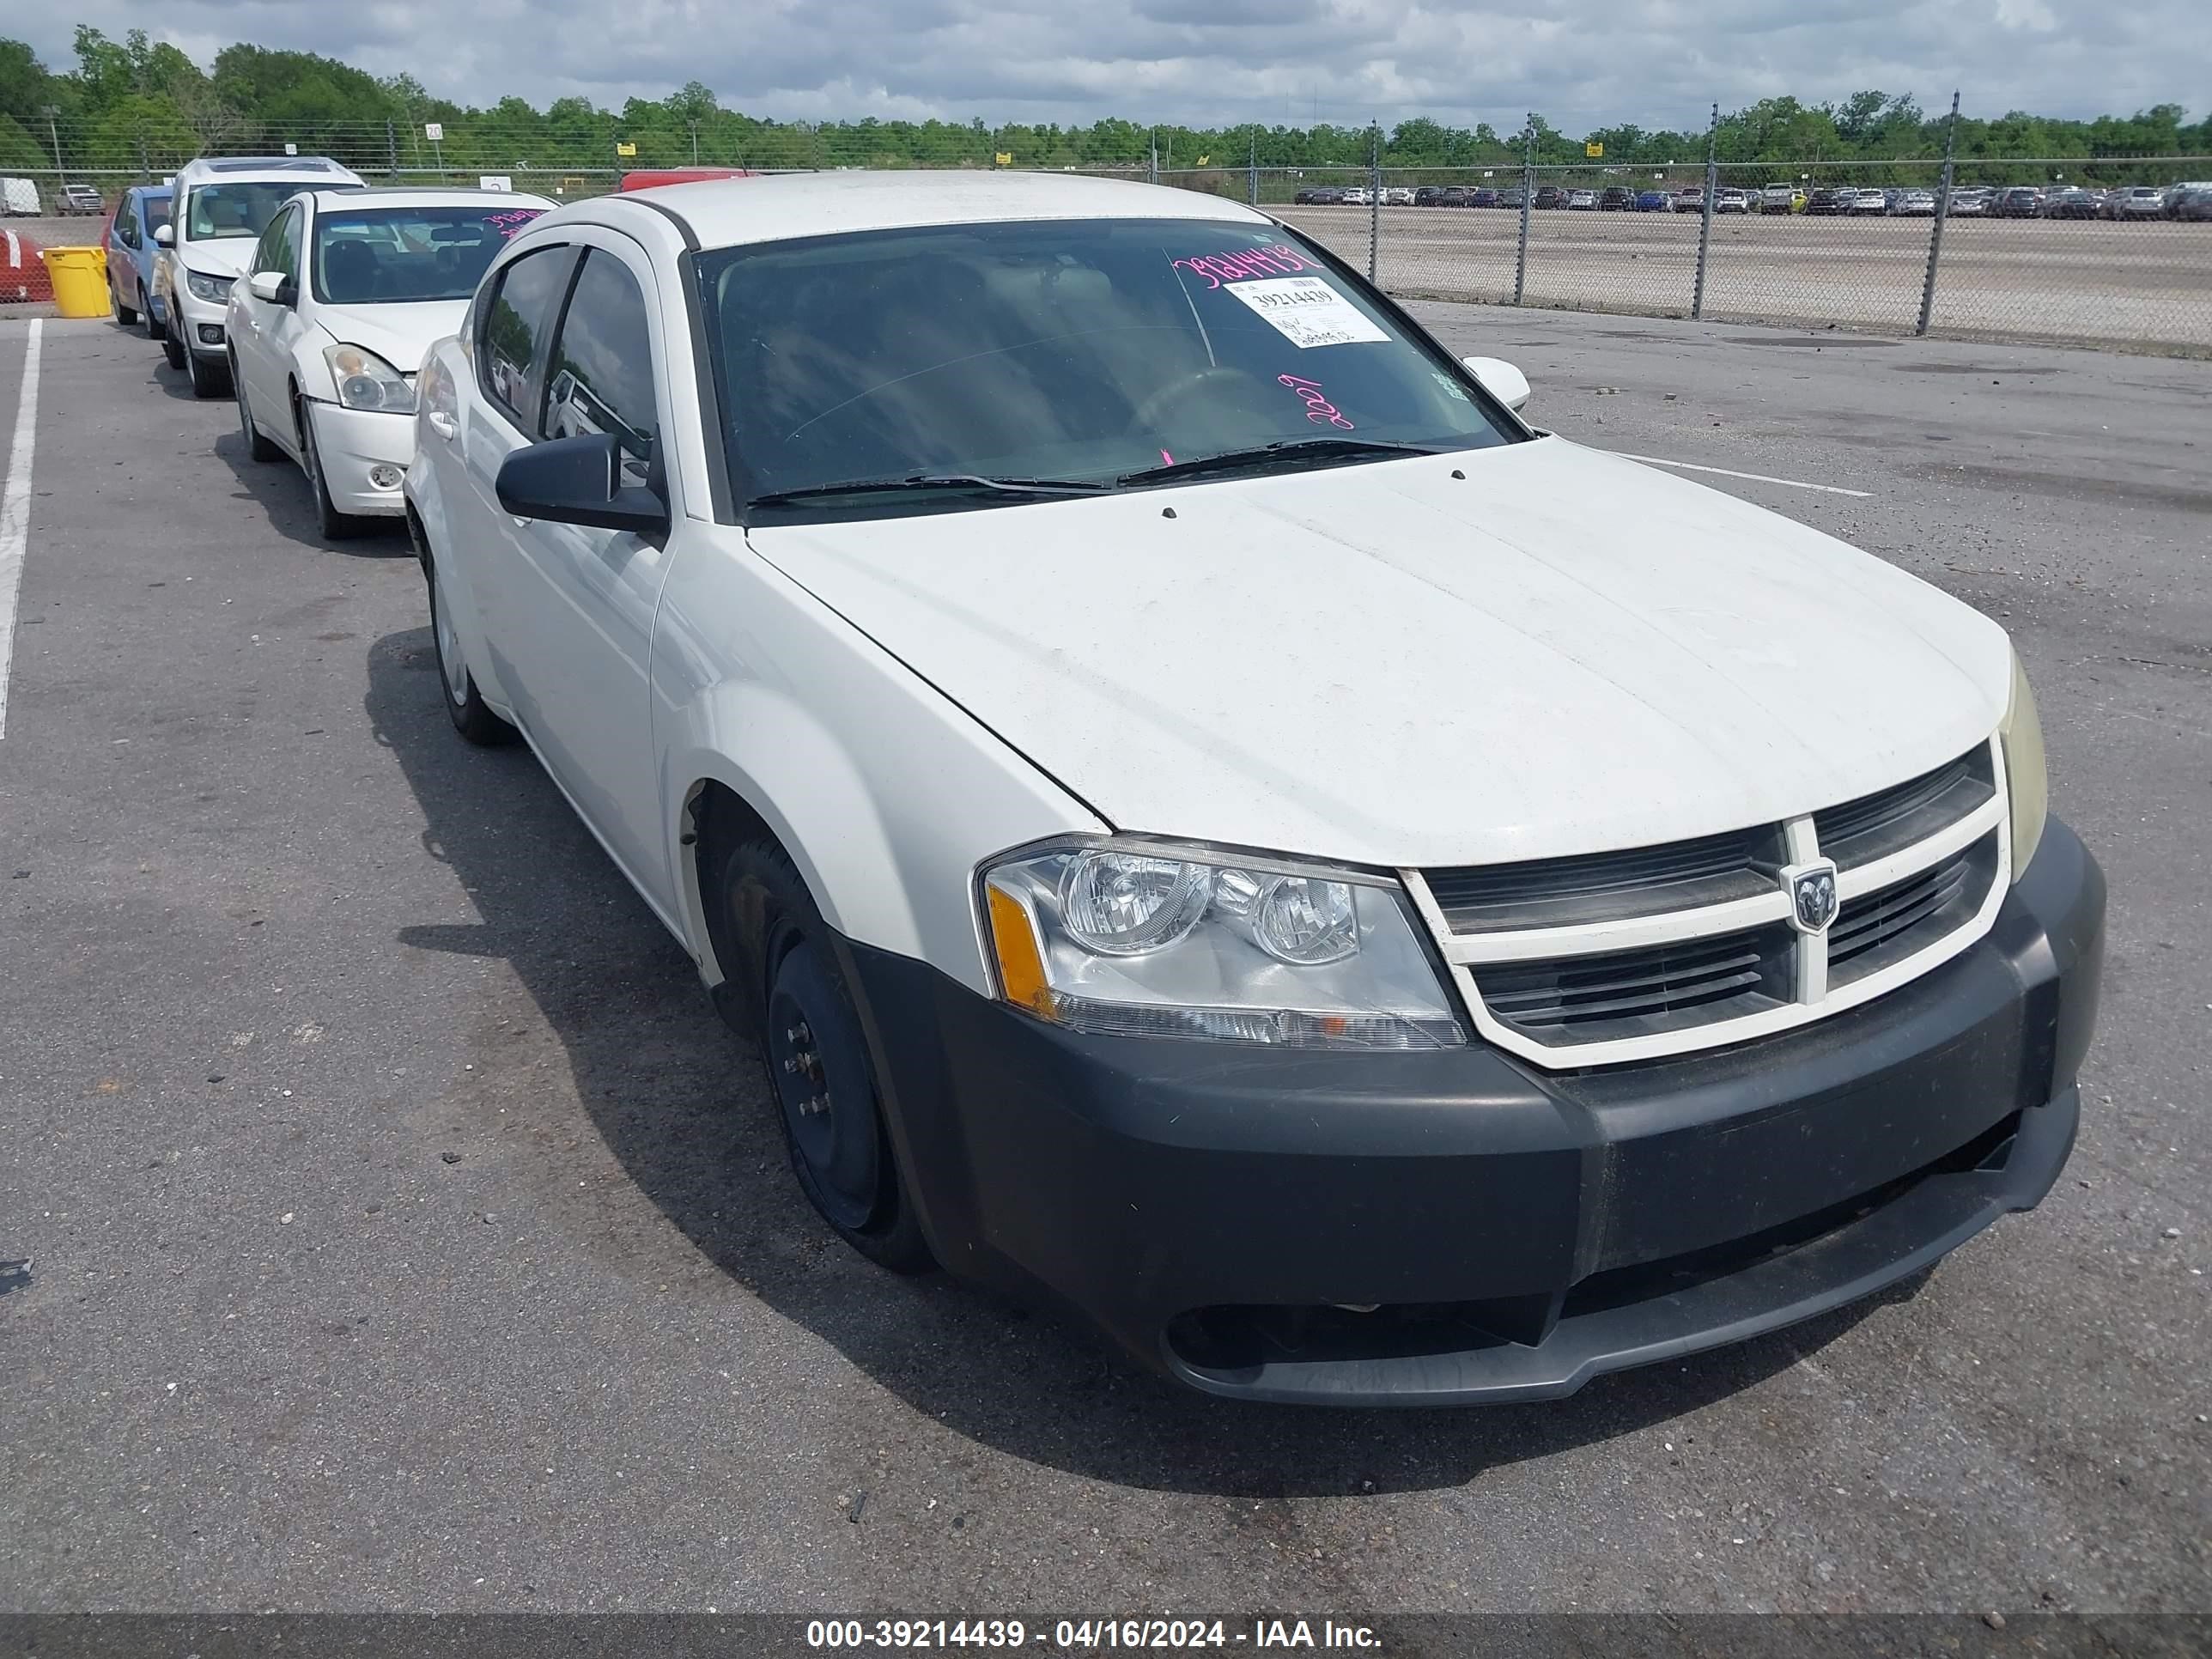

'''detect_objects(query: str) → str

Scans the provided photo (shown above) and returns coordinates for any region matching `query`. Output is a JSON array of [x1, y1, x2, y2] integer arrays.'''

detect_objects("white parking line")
[[1613, 451, 1875, 498], [0, 319, 44, 740]]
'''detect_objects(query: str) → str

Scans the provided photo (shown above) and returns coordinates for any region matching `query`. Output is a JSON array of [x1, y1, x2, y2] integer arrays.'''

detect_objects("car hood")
[[178, 239, 257, 280], [313, 301, 470, 374], [749, 438, 2012, 870]]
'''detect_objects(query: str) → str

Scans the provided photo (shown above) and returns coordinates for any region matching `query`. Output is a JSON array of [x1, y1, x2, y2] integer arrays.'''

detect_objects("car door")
[[439, 238, 580, 709], [232, 202, 302, 428], [495, 236, 680, 913], [104, 197, 132, 307], [253, 203, 319, 440]]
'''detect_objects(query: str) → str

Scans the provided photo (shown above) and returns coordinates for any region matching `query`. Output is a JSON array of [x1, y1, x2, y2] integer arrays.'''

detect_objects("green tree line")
[[3, 27, 2207, 179]]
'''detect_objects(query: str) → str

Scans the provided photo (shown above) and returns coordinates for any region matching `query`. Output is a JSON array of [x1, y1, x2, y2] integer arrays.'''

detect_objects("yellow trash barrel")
[[40, 246, 110, 319]]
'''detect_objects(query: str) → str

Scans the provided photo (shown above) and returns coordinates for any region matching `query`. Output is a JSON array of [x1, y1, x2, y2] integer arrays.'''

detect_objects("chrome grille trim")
[[1421, 824, 1784, 932], [1402, 738, 2011, 1069]]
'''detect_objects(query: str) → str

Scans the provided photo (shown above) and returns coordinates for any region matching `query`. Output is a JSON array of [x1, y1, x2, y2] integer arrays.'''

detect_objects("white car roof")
[[605, 169, 1273, 252], [303, 187, 557, 213], [173, 155, 365, 188]]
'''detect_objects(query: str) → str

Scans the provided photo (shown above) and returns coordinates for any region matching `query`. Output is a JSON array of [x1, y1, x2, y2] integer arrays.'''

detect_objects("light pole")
[[43, 105, 64, 188]]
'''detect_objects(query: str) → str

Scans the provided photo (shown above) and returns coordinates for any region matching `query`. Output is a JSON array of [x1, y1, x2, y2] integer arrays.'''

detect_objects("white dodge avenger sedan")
[[405, 173, 2102, 1405]]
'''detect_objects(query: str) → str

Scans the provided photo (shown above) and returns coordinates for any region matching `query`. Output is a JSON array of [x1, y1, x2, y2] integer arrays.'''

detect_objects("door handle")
[[426, 411, 457, 441]]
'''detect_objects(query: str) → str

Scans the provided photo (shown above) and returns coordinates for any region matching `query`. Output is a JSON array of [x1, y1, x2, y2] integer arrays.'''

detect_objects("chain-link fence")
[[7, 137, 2208, 353], [1225, 155, 2212, 354]]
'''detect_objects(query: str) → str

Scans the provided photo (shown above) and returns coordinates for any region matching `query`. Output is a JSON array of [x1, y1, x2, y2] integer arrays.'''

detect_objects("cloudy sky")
[[16, 1, 2206, 131]]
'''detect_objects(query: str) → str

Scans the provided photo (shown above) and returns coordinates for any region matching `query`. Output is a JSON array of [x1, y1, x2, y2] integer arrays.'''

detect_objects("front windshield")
[[696, 217, 1521, 516], [313, 205, 547, 304], [185, 182, 307, 241]]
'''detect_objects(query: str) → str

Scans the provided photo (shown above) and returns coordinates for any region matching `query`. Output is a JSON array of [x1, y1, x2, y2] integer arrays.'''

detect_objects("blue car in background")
[[104, 184, 173, 339], [1635, 190, 1670, 210]]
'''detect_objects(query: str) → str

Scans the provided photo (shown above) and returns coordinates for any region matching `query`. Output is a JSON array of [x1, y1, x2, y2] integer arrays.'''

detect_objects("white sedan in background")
[[227, 185, 554, 538]]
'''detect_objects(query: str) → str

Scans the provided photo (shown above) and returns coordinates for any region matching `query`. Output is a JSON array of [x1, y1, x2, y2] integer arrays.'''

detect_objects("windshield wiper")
[[749, 473, 1111, 509], [1115, 438, 1445, 488]]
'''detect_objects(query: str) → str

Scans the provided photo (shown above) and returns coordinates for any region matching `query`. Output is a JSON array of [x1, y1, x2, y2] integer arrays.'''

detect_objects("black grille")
[[1815, 744, 1995, 870], [1473, 924, 1796, 1047], [1425, 825, 1782, 932], [1827, 832, 1998, 988]]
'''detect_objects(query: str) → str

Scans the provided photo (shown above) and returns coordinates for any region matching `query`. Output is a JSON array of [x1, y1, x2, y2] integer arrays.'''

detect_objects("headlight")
[[981, 841, 1464, 1049], [1999, 647, 2047, 877], [325, 343, 416, 414], [184, 269, 232, 303]]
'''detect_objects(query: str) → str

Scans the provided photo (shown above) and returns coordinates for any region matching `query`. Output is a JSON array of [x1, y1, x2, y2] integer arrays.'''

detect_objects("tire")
[[146, 290, 167, 342], [185, 345, 230, 400], [160, 301, 185, 369], [297, 400, 370, 542], [420, 543, 519, 746], [114, 285, 137, 326], [706, 832, 934, 1274], [231, 356, 281, 462]]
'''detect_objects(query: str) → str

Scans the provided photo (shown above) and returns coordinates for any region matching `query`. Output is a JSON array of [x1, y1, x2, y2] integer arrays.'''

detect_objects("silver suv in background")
[[154, 154, 367, 398]]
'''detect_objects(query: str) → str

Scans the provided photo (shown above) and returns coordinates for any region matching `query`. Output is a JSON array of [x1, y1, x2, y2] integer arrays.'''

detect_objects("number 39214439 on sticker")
[[1224, 276, 1389, 349]]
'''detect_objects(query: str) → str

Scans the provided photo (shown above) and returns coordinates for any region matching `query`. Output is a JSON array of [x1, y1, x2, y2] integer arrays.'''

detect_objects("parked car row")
[[104, 152, 556, 531], [1958, 181, 2212, 219], [1291, 179, 2212, 221], [95, 160, 2102, 1407]]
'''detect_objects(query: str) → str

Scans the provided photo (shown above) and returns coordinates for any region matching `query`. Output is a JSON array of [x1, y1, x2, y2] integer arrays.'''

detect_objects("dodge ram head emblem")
[[1785, 860, 1839, 933]]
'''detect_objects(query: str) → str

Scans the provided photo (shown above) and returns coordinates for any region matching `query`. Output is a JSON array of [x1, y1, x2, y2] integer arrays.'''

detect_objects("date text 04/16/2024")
[[805, 1620, 1382, 1650]]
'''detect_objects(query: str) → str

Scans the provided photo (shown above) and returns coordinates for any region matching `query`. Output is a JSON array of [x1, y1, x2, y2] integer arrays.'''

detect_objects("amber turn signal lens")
[[986, 883, 1056, 1018]]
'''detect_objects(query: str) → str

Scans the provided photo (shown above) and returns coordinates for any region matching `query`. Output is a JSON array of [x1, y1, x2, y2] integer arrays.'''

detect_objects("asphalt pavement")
[[2, 307, 2208, 1619]]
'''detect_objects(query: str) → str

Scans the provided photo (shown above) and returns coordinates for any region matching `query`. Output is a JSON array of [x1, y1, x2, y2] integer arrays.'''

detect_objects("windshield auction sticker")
[[1222, 276, 1389, 348]]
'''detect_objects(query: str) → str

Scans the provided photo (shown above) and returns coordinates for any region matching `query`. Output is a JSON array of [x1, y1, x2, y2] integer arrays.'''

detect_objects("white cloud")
[[15, 0, 2203, 131]]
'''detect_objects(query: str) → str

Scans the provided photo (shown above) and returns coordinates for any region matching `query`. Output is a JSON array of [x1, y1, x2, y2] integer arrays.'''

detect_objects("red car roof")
[[617, 168, 758, 191]]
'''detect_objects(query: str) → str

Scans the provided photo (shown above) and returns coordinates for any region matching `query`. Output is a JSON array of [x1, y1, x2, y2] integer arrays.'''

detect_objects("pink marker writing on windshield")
[[1160, 449, 1174, 465]]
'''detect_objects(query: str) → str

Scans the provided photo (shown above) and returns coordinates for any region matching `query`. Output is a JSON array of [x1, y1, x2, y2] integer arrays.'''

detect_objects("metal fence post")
[[1513, 122, 1533, 305], [386, 118, 399, 179], [1692, 103, 1718, 319], [1368, 123, 1382, 283], [1249, 135, 1259, 207], [1917, 91, 1961, 337], [1148, 134, 1158, 186]]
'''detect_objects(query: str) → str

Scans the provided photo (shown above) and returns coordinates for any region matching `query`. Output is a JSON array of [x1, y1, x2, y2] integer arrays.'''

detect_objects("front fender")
[[289, 337, 340, 405], [652, 545, 1105, 997], [665, 686, 921, 973]]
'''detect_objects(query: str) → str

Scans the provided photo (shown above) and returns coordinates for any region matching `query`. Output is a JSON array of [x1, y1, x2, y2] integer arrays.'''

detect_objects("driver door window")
[[477, 246, 575, 433], [250, 206, 301, 283], [541, 250, 659, 488]]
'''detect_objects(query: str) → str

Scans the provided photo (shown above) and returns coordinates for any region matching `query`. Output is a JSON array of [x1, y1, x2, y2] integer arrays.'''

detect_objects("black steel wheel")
[[709, 833, 933, 1273]]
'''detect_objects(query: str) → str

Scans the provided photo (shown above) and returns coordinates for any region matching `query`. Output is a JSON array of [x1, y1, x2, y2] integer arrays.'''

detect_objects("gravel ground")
[[0, 307, 2207, 1623]]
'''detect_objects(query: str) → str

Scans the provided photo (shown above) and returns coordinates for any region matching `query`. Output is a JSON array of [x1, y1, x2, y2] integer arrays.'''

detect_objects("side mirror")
[[247, 270, 295, 306], [495, 433, 669, 536], [153, 223, 173, 246], [1461, 355, 1531, 412]]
